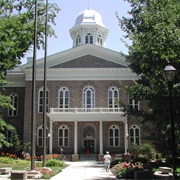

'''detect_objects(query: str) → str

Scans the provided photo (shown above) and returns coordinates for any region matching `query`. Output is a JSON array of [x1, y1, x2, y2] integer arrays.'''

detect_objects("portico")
[[47, 107, 129, 160]]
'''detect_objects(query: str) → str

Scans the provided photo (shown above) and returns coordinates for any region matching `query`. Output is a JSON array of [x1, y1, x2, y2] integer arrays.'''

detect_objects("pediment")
[[21, 44, 128, 70], [50, 55, 127, 68]]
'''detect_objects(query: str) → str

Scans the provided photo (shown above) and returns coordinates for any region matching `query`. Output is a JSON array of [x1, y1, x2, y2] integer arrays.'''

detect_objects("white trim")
[[47, 108, 127, 122], [74, 121, 78, 154], [99, 121, 103, 154], [109, 125, 120, 147], [20, 44, 127, 70], [24, 68, 137, 81]]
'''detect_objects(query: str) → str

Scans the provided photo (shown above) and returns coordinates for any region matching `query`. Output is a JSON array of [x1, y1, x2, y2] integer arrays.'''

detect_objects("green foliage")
[[46, 159, 66, 167], [23, 142, 31, 153], [110, 159, 122, 168], [130, 144, 156, 161], [0, 0, 60, 149], [117, 0, 180, 151], [2, 128, 22, 154], [0, 157, 30, 166], [0, 1, 60, 75], [11, 131, 22, 153], [113, 162, 143, 179], [0, 155, 66, 179]]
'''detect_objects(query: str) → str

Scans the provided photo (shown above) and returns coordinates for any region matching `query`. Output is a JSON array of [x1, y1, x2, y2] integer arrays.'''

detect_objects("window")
[[83, 86, 95, 111], [58, 125, 69, 147], [38, 87, 49, 113], [76, 35, 81, 46], [97, 35, 102, 46], [83, 125, 95, 138], [59, 87, 69, 109], [6, 130, 13, 143], [8, 93, 18, 116], [109, 125, 120, 147], [108, 87, 119, 110], [129, 125, 140, 145], [85, 33, 93, 44], [129, 95, 140, 110], [37, 126, 48, 147]]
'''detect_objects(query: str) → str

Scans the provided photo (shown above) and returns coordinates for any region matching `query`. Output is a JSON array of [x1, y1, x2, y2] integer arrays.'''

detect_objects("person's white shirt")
[[103, 154, 111, 162]]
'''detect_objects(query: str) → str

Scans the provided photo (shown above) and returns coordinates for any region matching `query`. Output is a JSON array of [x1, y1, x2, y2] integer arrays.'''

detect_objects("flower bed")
[[113, 162, 144, 179]]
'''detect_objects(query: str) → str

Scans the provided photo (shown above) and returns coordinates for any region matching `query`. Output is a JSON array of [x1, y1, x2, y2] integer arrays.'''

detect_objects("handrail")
[[49, 107, 124, 113]]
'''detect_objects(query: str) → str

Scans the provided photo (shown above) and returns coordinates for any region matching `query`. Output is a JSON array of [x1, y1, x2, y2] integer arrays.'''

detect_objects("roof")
[[74, 9, 105, 27]]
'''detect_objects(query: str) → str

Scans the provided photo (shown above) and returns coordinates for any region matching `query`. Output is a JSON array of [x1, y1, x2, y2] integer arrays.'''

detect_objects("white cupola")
[[69, 9, 109, 48]]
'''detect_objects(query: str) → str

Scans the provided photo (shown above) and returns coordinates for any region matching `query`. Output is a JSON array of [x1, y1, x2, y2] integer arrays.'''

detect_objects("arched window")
[[85, 33, 93, 44], [38, 87, 49, 113], [37, 126, 48, 147], [83, 125, 95, 138], [129, 125, 140, 145], [8, 93, 18, 116], [59, 87, 69, 109], [128, 95, 140, 110], [83, 86, 95, 111], [58, 125, 69, 147], [76, 35, 81, 46], [108, 87, 119, 110], [6, 130, 13, 143], [109, 125, 120, 147], [97, 35, 102, 46]]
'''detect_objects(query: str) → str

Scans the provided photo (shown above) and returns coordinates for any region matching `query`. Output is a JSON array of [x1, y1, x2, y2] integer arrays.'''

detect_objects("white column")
[[74, 120, 78, 154], [124, 119, 129, 154], [81, 28, 85, 45], [99, 121, 103, 154], [49, 121, 53, 154]]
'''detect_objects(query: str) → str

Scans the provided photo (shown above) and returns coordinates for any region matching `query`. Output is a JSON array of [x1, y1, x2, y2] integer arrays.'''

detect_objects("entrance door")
[[84, 139, 94, 154], [82, 125, 96, 153]]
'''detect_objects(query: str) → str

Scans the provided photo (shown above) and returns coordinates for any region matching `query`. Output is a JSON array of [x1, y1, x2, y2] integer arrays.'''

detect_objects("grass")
[[0, 156, 68, 179]]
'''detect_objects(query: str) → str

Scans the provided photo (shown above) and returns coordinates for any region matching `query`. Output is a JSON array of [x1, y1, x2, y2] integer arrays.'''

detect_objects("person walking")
[[103, 151, 112, 172], [60, 146, 64, 155]]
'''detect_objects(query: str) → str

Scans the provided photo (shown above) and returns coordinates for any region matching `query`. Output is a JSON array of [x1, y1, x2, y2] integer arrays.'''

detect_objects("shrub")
[[0, 156, 30, 166], [113, 162, 143, 179], [130, 143, 156, 160], [110, 159, 121, 168], [46, 159, 66, 167]]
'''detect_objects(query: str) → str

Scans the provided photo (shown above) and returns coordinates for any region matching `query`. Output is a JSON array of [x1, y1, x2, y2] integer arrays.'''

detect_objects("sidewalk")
[[50, 160, 118, 180]]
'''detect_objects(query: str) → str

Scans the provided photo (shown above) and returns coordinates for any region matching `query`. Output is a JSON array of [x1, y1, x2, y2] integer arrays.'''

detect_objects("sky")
[[21, 0, 131, 64]]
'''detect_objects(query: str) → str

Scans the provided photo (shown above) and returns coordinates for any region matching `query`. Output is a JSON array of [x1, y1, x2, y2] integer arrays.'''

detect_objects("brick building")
[[2, 9, 147, 160]]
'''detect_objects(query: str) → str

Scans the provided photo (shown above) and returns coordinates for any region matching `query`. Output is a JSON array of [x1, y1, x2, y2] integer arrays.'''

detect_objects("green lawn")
[[0, 157, 67, 179]]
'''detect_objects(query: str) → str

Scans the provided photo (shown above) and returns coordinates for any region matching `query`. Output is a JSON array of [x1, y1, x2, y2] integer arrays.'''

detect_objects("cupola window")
[[76, 35, 81, 46], [85, 33, 93, 44], [97, 35, 102, 46]]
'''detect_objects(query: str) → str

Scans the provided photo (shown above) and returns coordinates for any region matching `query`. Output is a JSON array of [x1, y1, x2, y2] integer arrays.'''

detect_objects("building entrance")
[[84, 139, 94, 154], [82, 124, 96, 154]]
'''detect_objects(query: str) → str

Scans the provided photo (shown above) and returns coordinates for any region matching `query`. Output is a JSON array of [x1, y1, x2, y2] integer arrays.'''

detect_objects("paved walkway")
[[50, 160, 118, 180]]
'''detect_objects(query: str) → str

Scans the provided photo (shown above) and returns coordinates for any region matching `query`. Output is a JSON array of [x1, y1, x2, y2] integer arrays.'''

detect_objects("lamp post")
[[163, 63, 176, 178]]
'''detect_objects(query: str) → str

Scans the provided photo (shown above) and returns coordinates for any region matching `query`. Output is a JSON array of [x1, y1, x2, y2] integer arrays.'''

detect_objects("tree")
[[0, 0, 60, 148], [0, 0, 60, 78], [117, 0, 180, 151]]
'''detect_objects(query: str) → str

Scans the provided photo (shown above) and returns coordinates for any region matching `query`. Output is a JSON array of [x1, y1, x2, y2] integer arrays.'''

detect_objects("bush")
[[113, 162, 143, 179], [110, 159, 121, 168], [130, 143, 156, 161], [46, 159, 66, 167], [0, 157, 30, 166]]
